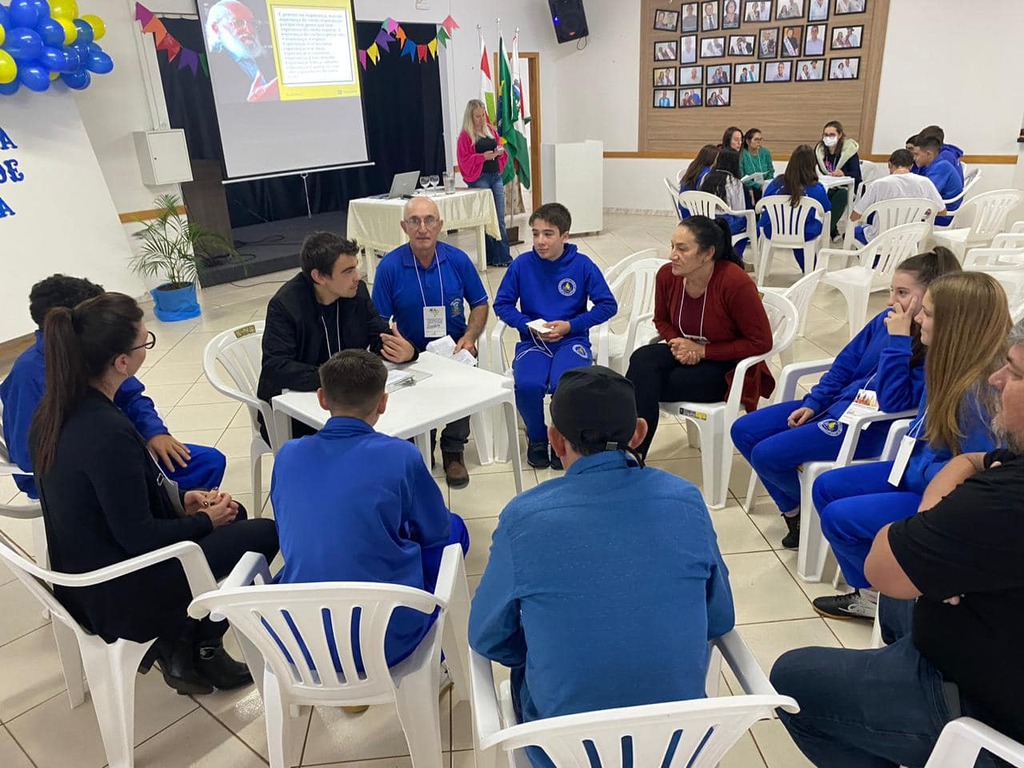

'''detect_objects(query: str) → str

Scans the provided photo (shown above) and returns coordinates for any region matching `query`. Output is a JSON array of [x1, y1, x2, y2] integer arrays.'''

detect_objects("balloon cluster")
[[0, 0, 112, 95]]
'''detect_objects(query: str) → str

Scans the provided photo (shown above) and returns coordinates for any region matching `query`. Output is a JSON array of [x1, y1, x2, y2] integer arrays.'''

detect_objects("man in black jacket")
[[258, 232, 415, 438]]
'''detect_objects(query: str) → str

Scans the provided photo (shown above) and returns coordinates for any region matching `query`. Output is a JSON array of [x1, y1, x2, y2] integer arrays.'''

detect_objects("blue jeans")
[[772, 596, 1004, 768], [468, 172, 511, 264]]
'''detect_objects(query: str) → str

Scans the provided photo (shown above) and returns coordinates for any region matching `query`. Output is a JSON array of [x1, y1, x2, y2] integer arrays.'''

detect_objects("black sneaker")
[[549, 447, 563, 471], [813, 590, 877, 621], [781, 513, 800, 549], [527, 441, 551, 468]]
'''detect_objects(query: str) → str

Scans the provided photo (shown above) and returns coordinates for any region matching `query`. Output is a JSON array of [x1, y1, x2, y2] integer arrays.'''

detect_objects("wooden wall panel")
[[640, 0, 889, 156]]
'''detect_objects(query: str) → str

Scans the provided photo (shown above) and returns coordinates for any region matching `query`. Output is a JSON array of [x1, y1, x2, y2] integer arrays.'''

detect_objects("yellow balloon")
[[57, 17, 76, 45], [0, 51, 16, 86], [50, 71, 61, 81], [50, 0, 79, 20], [0, 24, 5, 48], [82, 14, 105, 40]]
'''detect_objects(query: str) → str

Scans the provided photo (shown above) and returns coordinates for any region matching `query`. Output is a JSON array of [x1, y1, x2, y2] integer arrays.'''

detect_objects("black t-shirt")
[[475, 136, 499, 174], [888, 449, 1024, 741]]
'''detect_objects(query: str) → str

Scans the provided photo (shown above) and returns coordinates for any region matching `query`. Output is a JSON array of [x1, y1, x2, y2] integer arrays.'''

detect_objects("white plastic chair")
[[852, 160, 886, 202], [0, 536, 221, 768], [469, 629, 798, 768], [925, 718, 1024, 767], [0, 401, 46, 568], [203, 322, 275, 515], [963, 262, 1024, 314], [818, 221, 932, 340], [188, 544, 471, 768], [841, 196, 938, 251], [753, 195, 830, 286], [678, 190, 758, 254], [761, 268, 826, 365], [656, 292, 798, 509], [593, 257, 665, 375], [676, 167, 687, 187], [963, 244, 1024, 267], [602, 248, 662, 286], [665, 178, 684, 221], [933, 189, 1024, 260], [936, 167, 982, 220]]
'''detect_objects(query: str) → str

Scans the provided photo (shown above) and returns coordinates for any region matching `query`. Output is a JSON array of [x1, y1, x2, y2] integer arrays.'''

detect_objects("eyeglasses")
[[129, 331, 157, 352], [222, 17, 259, 33], [403, 216, 440, 228]]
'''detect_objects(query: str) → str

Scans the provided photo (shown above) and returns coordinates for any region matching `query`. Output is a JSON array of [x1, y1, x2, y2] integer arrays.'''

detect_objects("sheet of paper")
[[426, 336, 478, 366], [526, 318, 552, 333], [386, 370, 415, 389]]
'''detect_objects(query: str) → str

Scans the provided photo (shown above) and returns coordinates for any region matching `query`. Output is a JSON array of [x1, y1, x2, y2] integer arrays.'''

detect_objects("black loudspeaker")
[[548, 0, 589, 43]]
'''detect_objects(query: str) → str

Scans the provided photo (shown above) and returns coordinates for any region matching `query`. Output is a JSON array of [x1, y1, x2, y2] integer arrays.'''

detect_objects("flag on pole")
[[498, 33, 531, 188], [511, 30, 530, 131], [479, 29, 496, 123]]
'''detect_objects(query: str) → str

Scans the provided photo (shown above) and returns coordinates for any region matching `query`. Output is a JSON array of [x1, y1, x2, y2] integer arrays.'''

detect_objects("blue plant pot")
[[151, 282, 201, 322]]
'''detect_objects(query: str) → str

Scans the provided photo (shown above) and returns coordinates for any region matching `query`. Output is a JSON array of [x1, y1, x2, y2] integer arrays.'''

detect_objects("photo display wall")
[[642, 0, 887, 154]]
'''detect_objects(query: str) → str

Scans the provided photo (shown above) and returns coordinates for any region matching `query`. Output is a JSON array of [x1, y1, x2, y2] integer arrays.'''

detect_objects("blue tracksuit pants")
[[512, 339, 593, 442], [163, 443, 227, 490], [731, 401, 889, 513], [812, 462, 921, 589]]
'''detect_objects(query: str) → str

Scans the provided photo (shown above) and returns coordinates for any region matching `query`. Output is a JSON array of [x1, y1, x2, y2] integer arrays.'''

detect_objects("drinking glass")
[[443, 172, 455, 194], [429, 174, 440, 191], [419, 175, 430, 192]]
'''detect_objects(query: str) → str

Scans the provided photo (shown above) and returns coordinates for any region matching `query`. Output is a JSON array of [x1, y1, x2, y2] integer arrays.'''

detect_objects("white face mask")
[[822, 135, 839, 148]]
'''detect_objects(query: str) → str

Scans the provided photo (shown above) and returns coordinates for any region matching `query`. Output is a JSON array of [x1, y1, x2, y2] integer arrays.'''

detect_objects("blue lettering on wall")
[[0, 127, 16, 152], [0, 197, 15, 218], [0, 125, 17, 218]]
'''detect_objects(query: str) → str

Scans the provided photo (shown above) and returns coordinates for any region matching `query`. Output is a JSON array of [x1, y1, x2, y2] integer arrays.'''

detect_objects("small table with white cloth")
[[271, 351, 524, 493], [818, 174, 856, 236], [347, 189, 501, 280]]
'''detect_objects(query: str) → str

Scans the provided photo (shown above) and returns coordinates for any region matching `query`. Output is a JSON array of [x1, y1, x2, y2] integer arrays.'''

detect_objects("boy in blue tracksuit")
[[493, 203, 618, 470], [911, 135, 963, 226], [0, 275, 225, 498]]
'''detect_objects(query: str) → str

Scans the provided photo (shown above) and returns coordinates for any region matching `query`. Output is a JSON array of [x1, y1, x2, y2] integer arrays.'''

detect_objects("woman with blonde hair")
[[810, 271, 1010, 621], [456, 99, 511, 267]]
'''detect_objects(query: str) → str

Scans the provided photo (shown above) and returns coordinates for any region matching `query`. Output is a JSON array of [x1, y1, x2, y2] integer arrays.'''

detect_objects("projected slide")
[[200, 0, 369, 179]]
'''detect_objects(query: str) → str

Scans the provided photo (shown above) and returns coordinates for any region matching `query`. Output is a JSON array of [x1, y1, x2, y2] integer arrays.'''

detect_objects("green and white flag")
[[497, 33, 531, 188]]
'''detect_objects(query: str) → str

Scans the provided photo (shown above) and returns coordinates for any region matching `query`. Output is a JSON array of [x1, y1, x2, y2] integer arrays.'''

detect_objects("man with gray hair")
[[204, 0, 278, 102], [771, 319, 1024, 766]]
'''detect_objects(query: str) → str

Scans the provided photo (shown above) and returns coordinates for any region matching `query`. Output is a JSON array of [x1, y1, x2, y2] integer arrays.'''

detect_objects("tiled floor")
[[0, 213, 893, 767]]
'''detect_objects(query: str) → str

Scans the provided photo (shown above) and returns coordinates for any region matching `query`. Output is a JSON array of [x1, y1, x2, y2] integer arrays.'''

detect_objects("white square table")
[[347, 189, 501, 280], [818, 174, 857, 235], [272, 351, 524, 494]]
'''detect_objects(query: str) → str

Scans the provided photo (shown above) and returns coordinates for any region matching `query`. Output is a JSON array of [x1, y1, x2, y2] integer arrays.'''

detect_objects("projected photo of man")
[[205, 0, 280, 103]]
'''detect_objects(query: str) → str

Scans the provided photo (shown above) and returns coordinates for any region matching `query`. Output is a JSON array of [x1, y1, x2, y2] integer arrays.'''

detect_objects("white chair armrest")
[[927, 718, 1024, 767], [470, 649, 504, 746], [635, 311, 660, 346], [712, 630, 799, 713], [817, 246, 859, 271], [221, 551, 273, 590], [489, 321, 510, 374], [834, 409, 918, 465], [776, 358, 835, 402], [594, 322, 612, 368]]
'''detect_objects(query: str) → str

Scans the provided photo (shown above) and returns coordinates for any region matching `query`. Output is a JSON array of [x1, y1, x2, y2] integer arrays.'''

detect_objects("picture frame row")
[[653, 56, 859, 86], [654, 87, 734, 108], [655, 24, 862, 63], [653, 0, 866, 33]]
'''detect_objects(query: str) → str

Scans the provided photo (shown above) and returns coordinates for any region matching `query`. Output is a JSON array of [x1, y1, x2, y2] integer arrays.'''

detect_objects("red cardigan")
[[653, 260, 775, 411], [457, 127, 509, 183]]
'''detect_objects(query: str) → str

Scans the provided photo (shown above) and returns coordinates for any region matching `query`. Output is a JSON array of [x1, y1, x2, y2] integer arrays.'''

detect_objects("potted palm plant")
[[129, 193, 237, 321]]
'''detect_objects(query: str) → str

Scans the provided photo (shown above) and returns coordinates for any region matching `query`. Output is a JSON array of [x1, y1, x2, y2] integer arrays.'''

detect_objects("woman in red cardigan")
[[626, 216, 774, 459], [456, 99, 511, 267]]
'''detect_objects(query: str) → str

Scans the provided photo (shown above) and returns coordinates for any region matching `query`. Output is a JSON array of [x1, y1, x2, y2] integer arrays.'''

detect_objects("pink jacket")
[[457, 127, 508, 183]]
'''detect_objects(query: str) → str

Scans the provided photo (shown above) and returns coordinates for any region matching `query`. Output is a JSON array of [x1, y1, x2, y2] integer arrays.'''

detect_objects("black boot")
[[154, 625, 214, 695], [781, 513, 801, 550], [196, 638, 253, 691]]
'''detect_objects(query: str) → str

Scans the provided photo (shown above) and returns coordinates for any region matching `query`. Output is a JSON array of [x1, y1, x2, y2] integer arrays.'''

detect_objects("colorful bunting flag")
[[135, 1, 208, 78], [178, 47, 199, 74], [385, 17, 398, 34], [358, 49, 368, 69], [374, 28, 391, 49], [358, 16, 459, 69], [427, 39, 437, 59], [368, 42, 380, 63], [402, 40, 416, 59], [133, 2, 154, 25], [442, 15, 459, 35], [416, 44, 428, 62]]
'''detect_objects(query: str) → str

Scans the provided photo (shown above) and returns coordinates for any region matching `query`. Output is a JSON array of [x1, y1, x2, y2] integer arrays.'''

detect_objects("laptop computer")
[[374, 170, 420, 199]]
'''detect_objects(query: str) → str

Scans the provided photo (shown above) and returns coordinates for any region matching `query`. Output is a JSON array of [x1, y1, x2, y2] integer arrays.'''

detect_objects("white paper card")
[[527, 318, 552, 333], [887, 435, 916, 487], [839, 389, 880, 426], [423, 306, 446, 338], [426, 336, 478, 366]]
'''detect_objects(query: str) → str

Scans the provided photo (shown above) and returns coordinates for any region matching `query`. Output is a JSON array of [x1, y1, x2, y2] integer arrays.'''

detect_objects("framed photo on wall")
[[701, 0, 720, 30], [808, 0, 829, 20], [654, 88, 677, 107], [805, 23, 826, 55], [701, 36, 726, 57], [828, 55, 859, 79], [680, 3, 699, 31], [653, 66, 677, 86], [831, 24, 863, 49], [680, 34, 697, 62], [835, 0, 866, 14], [729, 34, 756, 55], [654, 39, 679, 61], [795, 59, 824, 79], [758, 27, 779, 58], [654, 9, 680, 31], [776, 0, 804, 21], [707, 64, 731, 84], [722, 0, 741, 28], [679, 64, 703, 85], [765, 60, 792, 81], [679, 88, 703, 107], [706, 86, 731, 107], [734, 62, 761, 82], [781, 25, 803, 56], [744, 0, 772, 22]]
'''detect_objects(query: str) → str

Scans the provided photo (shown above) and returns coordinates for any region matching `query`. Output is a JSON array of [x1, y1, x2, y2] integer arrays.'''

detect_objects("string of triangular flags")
[[134, 2, 207, 77], [359, 15, 458, 70]]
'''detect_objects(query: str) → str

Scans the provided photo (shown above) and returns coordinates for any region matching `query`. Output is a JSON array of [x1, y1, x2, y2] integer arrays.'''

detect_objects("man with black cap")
[[469, 366, 735, 752]]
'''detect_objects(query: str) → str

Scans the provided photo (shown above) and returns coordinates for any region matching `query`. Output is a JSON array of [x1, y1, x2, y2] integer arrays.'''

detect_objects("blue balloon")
[[18, 63, 49, 91], [8, 0, 39, 28], [31, 0, 49, 19], [0, 80, 19, 96], [60, 43, 79, 71], [60, 67, 89, 89], [85, 44, 112, 74], [39, 44, 66, 71], [72, 17, 92, 45], [0, 4, 10, 27], [71, 38, 89, 61], [4, 27, 43, 61], [37, 17, 65, 46]]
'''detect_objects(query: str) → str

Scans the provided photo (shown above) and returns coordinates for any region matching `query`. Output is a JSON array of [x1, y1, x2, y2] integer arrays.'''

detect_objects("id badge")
[[838, 389, 879, 426], [682, 333, 710, 345], [887, 435, 916, 487], [423, 306, 446, 339]]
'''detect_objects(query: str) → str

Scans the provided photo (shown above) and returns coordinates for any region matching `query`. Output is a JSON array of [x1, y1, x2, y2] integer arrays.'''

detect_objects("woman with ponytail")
[[626, 215, 774, 459], [30, 293, 279, 695]]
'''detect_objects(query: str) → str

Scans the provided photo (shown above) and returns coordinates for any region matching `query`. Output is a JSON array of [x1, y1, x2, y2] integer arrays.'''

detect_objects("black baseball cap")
[[550, 366, 638, 451]]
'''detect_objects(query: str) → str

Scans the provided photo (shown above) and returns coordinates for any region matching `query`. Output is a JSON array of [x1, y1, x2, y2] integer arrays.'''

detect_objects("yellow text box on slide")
[[266, 0, 360, 101]]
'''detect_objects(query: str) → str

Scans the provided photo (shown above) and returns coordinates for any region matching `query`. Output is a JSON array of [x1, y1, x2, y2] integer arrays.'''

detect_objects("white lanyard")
[[413, 252, 446, 308], [678, 278, 709, 343], [888, 406, 927, 487], [320, 302, 341, 357]]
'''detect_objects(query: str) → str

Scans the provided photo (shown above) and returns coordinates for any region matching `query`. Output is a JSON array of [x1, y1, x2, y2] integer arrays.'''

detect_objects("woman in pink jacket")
[[457, 99, 512, 267]]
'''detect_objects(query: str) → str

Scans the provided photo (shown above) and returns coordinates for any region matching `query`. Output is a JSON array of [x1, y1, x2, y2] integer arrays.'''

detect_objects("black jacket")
[[258, 272, 409, 404]]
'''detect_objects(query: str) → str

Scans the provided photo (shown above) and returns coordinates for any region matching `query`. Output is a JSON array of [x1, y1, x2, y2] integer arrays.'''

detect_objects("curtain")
[[157, 19, 446, 228]]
